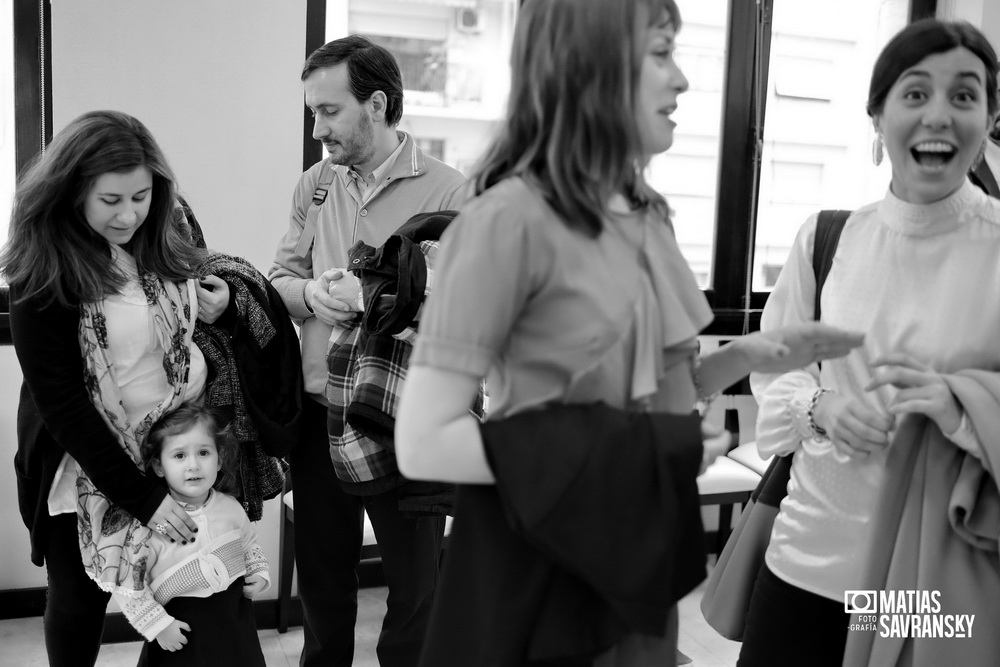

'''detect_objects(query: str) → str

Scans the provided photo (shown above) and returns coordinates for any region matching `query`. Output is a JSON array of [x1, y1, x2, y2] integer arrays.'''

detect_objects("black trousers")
[[43, 512, 112, 667], [737, 563, 850, 667], [292, 397, 444, 667]]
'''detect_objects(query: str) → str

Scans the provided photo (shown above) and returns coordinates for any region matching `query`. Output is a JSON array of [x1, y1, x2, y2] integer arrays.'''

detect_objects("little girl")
[[113, 403, 269, 666]]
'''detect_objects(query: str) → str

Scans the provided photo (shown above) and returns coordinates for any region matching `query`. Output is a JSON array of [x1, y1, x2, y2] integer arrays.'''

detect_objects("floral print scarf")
[[76, 271, 196, 596]]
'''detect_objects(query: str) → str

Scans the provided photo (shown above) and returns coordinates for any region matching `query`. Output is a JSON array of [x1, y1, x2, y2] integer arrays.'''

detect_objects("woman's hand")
[[195, 274, 230, 324], [742, 322, 865, 374], [699, 420, 732, 476], [812, 391, 893, 457], [147, 494, 198, 544], [155, 619, 190, 652], [866, 353, 962, 435]]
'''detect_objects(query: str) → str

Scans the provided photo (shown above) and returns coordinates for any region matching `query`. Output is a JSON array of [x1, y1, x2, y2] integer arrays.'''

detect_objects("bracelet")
[[691, 354, 720, 413], [807, 387, 833, 439], [355, 288, 364, 312]]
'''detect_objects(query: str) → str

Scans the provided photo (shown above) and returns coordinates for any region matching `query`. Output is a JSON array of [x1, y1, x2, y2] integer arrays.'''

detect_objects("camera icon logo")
[[844, 590, 878, 614]]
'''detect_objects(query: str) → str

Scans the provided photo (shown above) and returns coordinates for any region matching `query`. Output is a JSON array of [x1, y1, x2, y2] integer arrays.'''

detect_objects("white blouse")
[[47, 250, 207, 515], [751, 181, 1000, 601]]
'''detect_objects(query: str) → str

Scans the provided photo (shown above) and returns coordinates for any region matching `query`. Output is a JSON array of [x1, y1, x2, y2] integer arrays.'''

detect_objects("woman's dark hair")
[[0, 110, 204, 307], [867, 19, 1000, 120], [302, 34, 404, 127], [472, 0, 682, 237], [143, 403, 240, 497]]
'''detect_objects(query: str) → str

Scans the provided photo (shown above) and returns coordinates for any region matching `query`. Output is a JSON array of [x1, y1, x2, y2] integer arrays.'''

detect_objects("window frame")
[[303, 0, 938, 338]]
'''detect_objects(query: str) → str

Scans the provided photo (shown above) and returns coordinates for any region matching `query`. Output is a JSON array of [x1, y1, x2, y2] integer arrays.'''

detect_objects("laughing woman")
[[739, 19, 1000, 667]]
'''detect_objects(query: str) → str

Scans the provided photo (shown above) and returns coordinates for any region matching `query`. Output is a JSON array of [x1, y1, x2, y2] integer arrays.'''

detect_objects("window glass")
[[752, 0, 909, 290], [0, 0, 14, 248], [326, 0, 519, 177], [324, 1, 727, 288], [646, 0, 729, 288]]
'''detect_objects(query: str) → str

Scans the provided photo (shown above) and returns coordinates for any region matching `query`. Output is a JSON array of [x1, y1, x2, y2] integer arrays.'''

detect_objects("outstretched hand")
[[742, 322, 864, 374]]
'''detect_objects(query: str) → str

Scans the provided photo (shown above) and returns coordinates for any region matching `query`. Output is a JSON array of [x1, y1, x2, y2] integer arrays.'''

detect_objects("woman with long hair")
[[395, 1, 864, 664], [3, 110, 230, 665], [739, 19, 1000, 667]]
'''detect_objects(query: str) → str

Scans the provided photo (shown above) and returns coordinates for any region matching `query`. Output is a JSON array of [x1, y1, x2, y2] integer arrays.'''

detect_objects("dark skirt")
[[137, 578, 265, 667]]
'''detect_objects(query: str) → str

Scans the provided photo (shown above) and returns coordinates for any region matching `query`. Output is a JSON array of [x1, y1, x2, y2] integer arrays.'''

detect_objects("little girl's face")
[[152, 423, 220, 507]]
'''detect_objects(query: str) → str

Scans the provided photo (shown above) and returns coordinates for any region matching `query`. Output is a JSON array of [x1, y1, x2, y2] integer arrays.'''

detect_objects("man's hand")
[[327, 270, 363, 311], [155, 619, 190, 652], [305, 268, 357, 326], [243, 574, 266, 599]]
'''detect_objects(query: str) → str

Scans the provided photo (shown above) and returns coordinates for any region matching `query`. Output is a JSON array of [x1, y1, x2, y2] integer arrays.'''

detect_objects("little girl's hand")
[[243, 574, 266, 599], [155, 619, 190, 652]]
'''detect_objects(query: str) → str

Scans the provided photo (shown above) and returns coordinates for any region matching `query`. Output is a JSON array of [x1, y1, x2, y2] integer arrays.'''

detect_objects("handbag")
[[699, 455, 791, 639], [698, 208, 852, 641]]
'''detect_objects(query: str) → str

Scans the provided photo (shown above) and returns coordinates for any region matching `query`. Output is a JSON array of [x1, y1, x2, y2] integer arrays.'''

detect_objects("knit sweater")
[[113, 491, 270, 641]]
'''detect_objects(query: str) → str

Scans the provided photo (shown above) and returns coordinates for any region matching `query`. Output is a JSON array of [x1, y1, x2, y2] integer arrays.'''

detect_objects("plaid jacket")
[[326, 215, 484, 498], [326, 321, 410, 493]]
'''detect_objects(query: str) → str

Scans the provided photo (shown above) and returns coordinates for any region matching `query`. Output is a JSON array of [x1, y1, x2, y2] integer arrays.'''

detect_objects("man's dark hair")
[[302, 34, 404, 126]]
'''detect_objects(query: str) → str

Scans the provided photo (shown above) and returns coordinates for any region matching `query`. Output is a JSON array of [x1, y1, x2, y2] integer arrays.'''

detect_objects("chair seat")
[[726, 440, 772, 476], [697, 456, 762, 496], [282, 491, 453, 549]]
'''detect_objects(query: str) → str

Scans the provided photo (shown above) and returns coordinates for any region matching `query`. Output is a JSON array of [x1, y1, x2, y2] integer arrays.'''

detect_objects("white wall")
[[51, 0, 307, 273], [0, 0, 307, 599]]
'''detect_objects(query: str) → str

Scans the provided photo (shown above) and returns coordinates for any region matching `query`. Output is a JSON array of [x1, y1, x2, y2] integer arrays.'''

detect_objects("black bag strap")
[[293, 158, 337, 257], [812, 209, 851, 321], [754, 208, 851, 503]]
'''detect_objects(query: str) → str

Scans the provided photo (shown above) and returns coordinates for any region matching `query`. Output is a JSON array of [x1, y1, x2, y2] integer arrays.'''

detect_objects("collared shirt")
[[347, 135, 407, 204]]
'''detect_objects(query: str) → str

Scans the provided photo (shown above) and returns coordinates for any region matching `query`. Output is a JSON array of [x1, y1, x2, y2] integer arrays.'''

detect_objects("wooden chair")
[[696, 377, 764, 556]]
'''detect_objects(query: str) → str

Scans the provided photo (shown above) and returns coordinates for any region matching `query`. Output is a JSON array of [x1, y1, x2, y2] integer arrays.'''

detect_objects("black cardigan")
[[11, 287, 169, 566]]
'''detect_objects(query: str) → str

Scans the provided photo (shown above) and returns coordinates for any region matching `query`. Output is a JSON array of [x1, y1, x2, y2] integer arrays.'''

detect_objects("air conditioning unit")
[[456, 7, 483, 34]]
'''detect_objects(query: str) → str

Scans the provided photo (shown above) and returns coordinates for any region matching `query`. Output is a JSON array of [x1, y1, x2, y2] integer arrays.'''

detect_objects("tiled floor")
[[0, 578, 741, 666]]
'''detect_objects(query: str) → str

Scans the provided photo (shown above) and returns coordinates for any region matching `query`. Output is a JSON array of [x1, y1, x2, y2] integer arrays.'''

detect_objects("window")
[[0, 0, 16, 245], [318, 0, 518, 178], [646, 0, 730, 288], [751, 0, 909, 291], [306, 0, 935, 334]]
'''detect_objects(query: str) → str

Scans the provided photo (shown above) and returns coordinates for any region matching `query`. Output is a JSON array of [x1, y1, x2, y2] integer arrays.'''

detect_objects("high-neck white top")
[[751, 180, 1000, 601]]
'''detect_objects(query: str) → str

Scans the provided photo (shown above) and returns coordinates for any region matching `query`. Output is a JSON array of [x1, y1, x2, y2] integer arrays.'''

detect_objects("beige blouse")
[[411, 177, 713, 418]]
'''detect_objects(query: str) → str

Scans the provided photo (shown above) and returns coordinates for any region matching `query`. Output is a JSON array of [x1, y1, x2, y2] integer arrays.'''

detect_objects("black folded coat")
[[419, 403, 707, 666]]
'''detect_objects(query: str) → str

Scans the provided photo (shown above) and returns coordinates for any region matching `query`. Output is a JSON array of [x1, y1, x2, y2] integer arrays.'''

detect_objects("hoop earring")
[[872, 134, 884, 166]]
